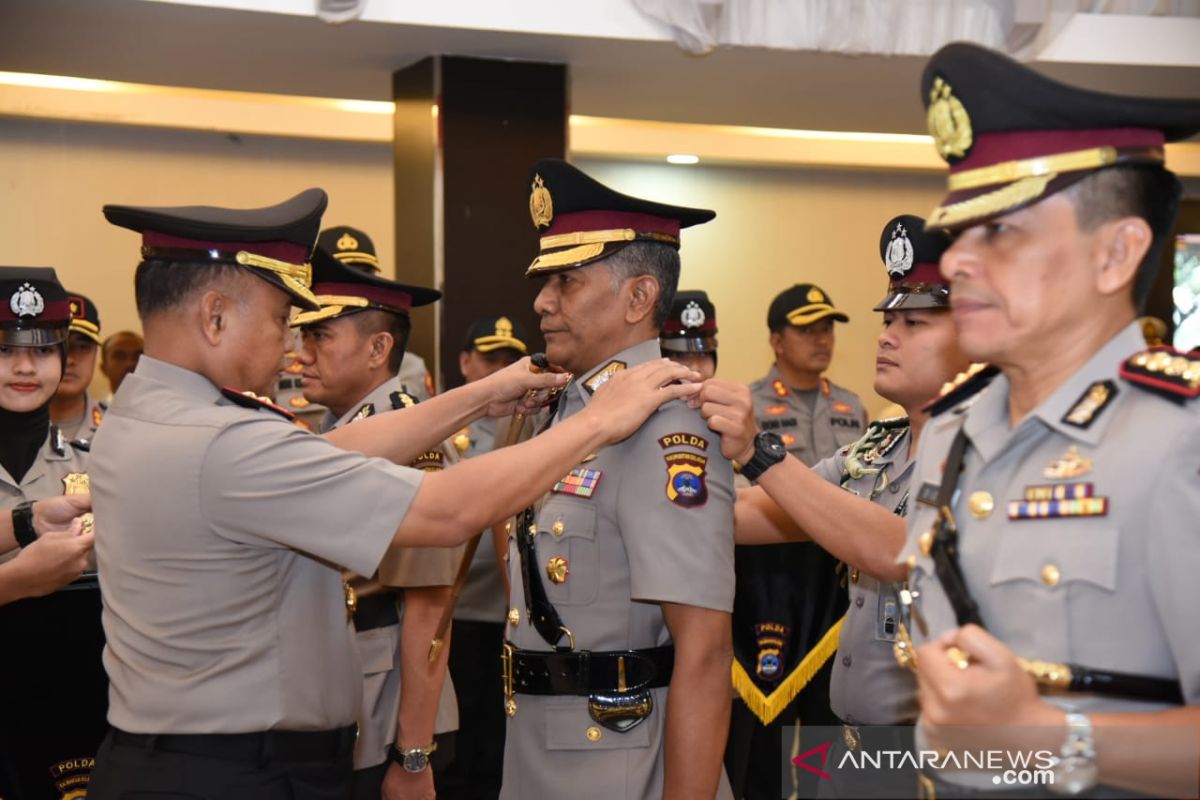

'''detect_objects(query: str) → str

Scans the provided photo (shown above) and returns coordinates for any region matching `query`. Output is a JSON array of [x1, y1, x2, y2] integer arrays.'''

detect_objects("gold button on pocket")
[[552, 519, 566, 537], [586, 726, 602, 742], [1040, 564, 1061, 587], [968, 491, 995, 519]]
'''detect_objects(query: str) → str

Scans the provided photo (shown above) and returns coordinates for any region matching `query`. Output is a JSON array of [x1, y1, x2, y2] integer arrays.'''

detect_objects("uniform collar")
[[765, 364, 830, 397], [566, 338, 663, 411], [132, 355, 224, 406], [327, 377, 401, 431], [963, 322, 1143, 460]]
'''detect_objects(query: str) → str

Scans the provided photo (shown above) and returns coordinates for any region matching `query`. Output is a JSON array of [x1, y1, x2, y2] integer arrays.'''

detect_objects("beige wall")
[[576, 158, 946, 415], [1, 118, 946, 414], [0, 118, 395, 397]]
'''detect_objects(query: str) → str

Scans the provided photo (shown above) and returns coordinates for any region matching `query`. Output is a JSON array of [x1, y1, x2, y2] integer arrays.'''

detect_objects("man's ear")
[[1094, 216, 1152, 298], [768, 330, 784, 357], [367, 331, 394, 370], [625, 275, 660, 325], [198, 290, 228, 346]]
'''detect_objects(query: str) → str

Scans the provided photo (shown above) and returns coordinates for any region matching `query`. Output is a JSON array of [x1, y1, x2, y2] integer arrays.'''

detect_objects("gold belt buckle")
[[501, 642, 517, 718]]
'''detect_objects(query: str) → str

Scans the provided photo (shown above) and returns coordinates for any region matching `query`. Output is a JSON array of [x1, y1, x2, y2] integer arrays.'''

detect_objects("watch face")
[[403, 750, 429, 773], [762, 432, 787, 457]]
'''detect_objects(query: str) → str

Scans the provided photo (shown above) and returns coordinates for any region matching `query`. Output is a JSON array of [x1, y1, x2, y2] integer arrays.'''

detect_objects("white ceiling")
[[2, 0, 1198, 135]]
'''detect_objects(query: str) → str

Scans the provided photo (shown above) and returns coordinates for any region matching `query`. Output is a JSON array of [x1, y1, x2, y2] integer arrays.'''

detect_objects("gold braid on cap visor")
[[234, 251, 317, 307], [290, 294, 370, 326], [473, 335, 528, 354], [526, 228, 680, 276]]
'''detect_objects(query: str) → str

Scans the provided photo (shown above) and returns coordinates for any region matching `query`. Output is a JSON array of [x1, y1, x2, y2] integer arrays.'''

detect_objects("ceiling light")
[[666, 154, 700, 164]]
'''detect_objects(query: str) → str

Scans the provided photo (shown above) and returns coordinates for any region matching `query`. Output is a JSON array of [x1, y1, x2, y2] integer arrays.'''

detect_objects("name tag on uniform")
[[552, 467, 602, 499]]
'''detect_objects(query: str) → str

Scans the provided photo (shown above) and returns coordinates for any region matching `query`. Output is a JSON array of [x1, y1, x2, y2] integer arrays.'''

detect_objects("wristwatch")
[[390, 741, 438, 773], [1046, 712, 1098, 796], [738, 431, 787, 482], [11, 501, 37, 549]]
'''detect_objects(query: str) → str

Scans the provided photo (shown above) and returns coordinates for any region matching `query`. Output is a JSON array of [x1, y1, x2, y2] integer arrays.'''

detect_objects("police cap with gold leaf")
[[0, 267, 72, 346], [874, 215, 951, 311], [661, 290, 718, 354], [463, 315, 529, 355], [67, 291, 103, 345], [316, 225, 379, 274], [922, 42, 1200, 232], [291, 243, 441, 327], [103, 189, 327, 310], [525, 158, 715, 277], [767, 283, 849, 331]]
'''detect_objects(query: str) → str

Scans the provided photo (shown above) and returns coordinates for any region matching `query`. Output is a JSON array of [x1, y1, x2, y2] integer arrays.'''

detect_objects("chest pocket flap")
[[537, 497, 599, 606], [989, 525, 1118, 592]]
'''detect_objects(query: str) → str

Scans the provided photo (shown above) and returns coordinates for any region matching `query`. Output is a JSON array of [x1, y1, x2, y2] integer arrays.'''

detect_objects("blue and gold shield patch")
[[665, 452, 708, 507]]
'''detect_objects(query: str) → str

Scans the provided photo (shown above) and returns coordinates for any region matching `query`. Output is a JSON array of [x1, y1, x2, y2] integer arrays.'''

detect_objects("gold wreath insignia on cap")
[[336, 232, 359, 252], [927, 76, 973, 159], [529, 175, 554, 228], [495, 316, 514, 338], [806, 287, 824, 304]]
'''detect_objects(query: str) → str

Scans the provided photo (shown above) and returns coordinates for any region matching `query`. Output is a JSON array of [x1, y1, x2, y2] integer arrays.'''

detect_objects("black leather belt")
[[353, 592, 399, 632], [110, 724, 357, 763], [508, 644, 674, 696]]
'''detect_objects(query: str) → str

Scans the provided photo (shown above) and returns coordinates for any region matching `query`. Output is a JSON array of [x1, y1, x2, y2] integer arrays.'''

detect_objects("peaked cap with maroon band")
[[921, 42, 1200, 232], [660, 289, 718, 354], [525, 158, 715, 277], [291, 239, 441, 327], [0, 267, 71, 346], [873, 214, 952, 311], [67, 291, 103, 345], [103, 188, 327, 310]]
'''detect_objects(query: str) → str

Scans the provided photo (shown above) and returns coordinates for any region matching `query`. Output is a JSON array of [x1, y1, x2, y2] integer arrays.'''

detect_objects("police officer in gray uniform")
[[85, 189, 701, 800], [749, 284, 866, 463], [438, 315, 531, 800], [894, 43, 1200, 797], [501, 159, 735, 800], [701, 214, 970, 797], [292, 240, 462, 798], [51, 291, 108, 441], [0, 267, 105, 799]]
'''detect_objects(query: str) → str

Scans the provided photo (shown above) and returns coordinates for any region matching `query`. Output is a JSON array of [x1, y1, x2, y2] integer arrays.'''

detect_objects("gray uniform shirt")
[[323, 377, 461, 767], [901, 323, 1200, 719], [91, 356, 424, 734], [501, 339, 735, 800], [56, 393, 106, 443], [0, 427, 88, 512], [749, 366, 866, 466], [811, 421, 917, 725]]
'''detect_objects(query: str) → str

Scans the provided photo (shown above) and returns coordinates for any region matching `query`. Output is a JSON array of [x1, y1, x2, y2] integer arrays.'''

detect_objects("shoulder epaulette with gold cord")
[[922, 363, 1000, 417], [1119, 347, 1200, 403], [221, 387, 300, 422]]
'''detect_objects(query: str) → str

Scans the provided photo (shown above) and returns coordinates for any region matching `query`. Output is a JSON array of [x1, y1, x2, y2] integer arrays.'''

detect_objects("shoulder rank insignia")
[[51, 425, 66, 456], [390, 390, 418, 409], [665, 452, 708, 507], [1062, 380, 1117, 428], [288, 395, 311, 409], [771, 379, 788, 398], [552, 466, 602, 498], [923, 363, 999, 416], [1120, 346, 1200, 403], [91, 404, 105, 429], [220, 387, 300, 423], [584, 360, 625, 394], [351, 403, 375, 422]]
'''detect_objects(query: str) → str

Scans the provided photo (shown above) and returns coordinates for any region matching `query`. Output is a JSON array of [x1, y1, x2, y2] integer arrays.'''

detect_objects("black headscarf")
[[0, 402, 50, 484]]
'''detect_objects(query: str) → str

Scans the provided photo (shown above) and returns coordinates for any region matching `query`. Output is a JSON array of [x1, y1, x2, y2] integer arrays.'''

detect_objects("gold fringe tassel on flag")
[[730, 615, 845, 725]]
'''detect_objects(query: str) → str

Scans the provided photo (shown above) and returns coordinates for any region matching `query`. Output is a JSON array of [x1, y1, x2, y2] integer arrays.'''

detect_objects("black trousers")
[[434, 619, 506, 800], [87, 730, 353, 800]]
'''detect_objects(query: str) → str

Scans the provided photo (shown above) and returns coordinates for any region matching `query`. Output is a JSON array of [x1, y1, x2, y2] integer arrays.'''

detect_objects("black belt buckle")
[[587, 689, 653, 733]]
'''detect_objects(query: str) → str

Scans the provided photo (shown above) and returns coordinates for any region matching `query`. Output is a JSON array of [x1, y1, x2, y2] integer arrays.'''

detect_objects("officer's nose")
[[10, 347, 38, 374], [296, 334, 316, 365], [533, 282, 555, 317], [940, 236, 980, 283]]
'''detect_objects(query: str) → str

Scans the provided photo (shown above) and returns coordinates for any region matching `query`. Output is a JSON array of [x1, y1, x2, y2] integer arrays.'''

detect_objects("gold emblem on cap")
[[495, 316, 514, 338], [927, 76, 973, 159], [529, 174, 554, 228], [806, 287, 824, 304], [336, 232, 359, 252], [546, 556, 569, 585], [968, 491, 994, 519]]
